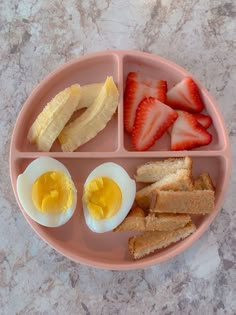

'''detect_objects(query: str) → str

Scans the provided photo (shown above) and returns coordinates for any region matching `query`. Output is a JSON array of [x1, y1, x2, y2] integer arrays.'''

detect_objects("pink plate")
[[10, 50, 231, 270]]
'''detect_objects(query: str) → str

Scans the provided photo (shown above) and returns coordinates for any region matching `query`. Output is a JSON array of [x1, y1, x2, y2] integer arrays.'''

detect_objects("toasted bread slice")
[[135, 169, 193, 209], [145, 213, 192, 231], [114, 207, 146, 231], [135, 157, 192, 183], [114, 207, 192, 232], [194, 172, 215, 190], [150, 190, 215, 214], [128, 222, 196, 259]]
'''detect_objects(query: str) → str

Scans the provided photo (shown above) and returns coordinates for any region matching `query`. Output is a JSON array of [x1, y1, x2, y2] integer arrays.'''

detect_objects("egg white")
[[82, 162, 136, 233], [16, 156, 77, 227]]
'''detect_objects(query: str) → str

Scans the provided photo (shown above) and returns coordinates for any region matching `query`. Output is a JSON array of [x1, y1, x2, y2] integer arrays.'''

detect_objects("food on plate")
[[150, 190, 215, 214], [135, 156, 192, 183], [131, 97, 178, 151], [58, 76, 119, 152], [193, 172, 215, 190], [166, 77, 204, 112], [123, 72, 213, 151], [126, 71, 167, 91], [114, 157, 215, 260], [27, 78, 117, 152], [135, 169, 193, 209], [192, 113, 212, 129], [82, 162, 136, 233], [124, 72, 167, 133], [114, 207, 192, 232], [16, 157, 77, 227], [128, 222, 196, 260], [170, 110, 212, 150], [28, 84, 82, 151], [76, 83, 102, 110], [114, 207, 146, 231]]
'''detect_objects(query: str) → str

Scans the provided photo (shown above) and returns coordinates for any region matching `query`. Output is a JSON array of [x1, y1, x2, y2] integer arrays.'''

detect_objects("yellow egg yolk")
[[31, 171, 74, 214], [84, 177, 122, 220]]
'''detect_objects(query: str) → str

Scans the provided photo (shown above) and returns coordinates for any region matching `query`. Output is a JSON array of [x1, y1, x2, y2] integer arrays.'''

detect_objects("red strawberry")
[[193, 113, 212, 129], [124, 75, 167, 133], [132, 97, 178, 151], [166, 77, 204, 113], [126, 72, 166, 91], [170, 110, 212, 150]]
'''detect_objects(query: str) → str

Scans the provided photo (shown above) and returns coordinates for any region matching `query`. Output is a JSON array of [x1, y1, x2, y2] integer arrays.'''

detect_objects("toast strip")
[[145, 213, 192, 231], [114, 207, 192, 232], [114, 207, 146, 231], [135, 157, 192, 183], [135, 169, 193, 209], [150, 190, 215, 214], [194, 172, 215, 190], [128, 222, 196, 259]]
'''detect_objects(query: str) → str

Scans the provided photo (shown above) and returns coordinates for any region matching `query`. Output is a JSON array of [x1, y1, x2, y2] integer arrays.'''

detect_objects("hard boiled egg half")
[[16, 157, 77, 227], [82, 162, 136, 233]]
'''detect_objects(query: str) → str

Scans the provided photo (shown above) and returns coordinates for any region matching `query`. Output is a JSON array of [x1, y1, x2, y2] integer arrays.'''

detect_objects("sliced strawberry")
[[166, 77, 204, 113], [132, 97, 178, 151], [124, 75, 167, 133], [126, 72, 166, 92], [170, 110, 212, 150], [193, 113, 212, 129]]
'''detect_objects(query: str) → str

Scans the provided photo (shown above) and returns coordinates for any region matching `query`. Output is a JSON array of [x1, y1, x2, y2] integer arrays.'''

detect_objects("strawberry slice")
[[124, 74, 167, 133], [166, 77, 204, 113], [132, 97, 178, 151], [170, 110, 212, 150], [126, 72, 166, 91], [193, 113, 212, 129]]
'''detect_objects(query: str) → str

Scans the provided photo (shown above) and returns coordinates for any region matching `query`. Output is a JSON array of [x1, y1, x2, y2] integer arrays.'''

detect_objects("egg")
[[82, 162, 136, 233], [16, 157, 77, 227]]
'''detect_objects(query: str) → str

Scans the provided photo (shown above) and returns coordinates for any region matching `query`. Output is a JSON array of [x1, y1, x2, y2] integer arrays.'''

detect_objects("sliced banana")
[[76, 83, 103, 110], [58, 76, 119, 152], [27, 85, 82, 151]]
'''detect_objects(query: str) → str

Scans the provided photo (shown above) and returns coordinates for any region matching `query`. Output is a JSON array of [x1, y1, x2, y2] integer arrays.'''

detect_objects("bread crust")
[[135, 169, 193, 209], [123, 157, 215, 260], [194, 172, 215, 190], [114, 207, 192, 232], [135, 157, 193, 183], [128, 222, 196, 259], [150, 190, 215, 214]]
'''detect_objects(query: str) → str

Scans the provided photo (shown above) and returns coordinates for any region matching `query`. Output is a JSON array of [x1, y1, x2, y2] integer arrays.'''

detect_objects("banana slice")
[[76, 83, 102, 110], [58, 76, 119, 152], [28, 85, 81, 151]]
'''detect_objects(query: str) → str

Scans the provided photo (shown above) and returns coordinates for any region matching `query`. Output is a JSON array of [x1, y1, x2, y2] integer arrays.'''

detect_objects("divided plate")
[[10, 50, 231, 270]]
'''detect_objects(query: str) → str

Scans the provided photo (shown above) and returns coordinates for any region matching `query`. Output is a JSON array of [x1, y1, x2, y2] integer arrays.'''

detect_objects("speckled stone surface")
[[1, 1, 236, 314]]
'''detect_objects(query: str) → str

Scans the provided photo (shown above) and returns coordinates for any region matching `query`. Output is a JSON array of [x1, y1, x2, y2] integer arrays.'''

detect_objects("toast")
[[114, 207, 192, 232], [145, 213, 192, 231], [135, 157, 192, 183], [114, 207, 146, 231], [128, 222, 196, 260], [194, 172, 215, 190], [135, 168, 193, 209], [150, 190, 215, 214], [150, 171, 215, 214]]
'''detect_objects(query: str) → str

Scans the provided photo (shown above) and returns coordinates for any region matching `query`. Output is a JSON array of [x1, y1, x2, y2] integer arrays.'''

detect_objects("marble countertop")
[[1, 0, 235, 314]]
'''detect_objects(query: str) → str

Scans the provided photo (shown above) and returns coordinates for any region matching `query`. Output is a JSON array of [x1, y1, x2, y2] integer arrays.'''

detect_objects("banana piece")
[[28, 85, 81, 151], [76, 83, 103, 110], [28, 83, 101, 146], [58, 76, 119, 152]]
